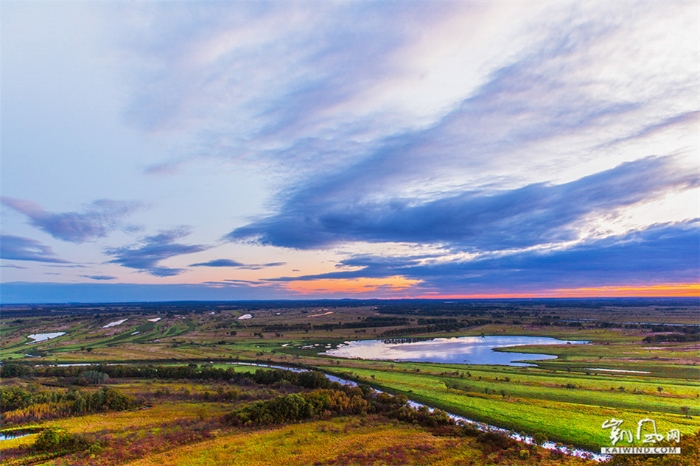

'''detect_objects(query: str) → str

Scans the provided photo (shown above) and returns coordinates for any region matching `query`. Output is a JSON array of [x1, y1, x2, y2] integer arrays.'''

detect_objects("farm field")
[[1, 299, 699, 464]]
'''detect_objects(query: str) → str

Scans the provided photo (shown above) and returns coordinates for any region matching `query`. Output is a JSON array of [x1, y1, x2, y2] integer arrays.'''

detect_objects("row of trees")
[[1, 363, 335, 390], [2, 363, 249, 382], [643, 333, 700, 343]]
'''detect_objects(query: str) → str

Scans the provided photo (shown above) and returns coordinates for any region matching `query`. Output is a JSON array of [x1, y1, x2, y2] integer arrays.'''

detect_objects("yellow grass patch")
[[124, 419, 467, 466], [0, 433, 38, 451], [47, 402, 230, 435]]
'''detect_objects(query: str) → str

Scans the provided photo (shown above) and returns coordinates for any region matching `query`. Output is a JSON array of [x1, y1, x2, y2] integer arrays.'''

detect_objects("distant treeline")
[[648, 325, 699, 334], [379, 319, 495, 337], [377, 306, 497, 317], [416, 318, 458, 325], [4, 297, 697, 318], [380, 322, 464, 337], [643, 333, 700, 343], [536, 320, 700, 333], [261, 316, 410, 333], [1, 363, 333, 389]]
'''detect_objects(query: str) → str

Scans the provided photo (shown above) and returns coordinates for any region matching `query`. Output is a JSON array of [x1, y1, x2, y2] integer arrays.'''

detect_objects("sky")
[[1, 0, 698, 303]]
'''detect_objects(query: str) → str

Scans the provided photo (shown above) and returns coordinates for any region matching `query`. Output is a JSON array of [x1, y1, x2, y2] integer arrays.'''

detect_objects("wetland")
[[1, 299, 698, 465]]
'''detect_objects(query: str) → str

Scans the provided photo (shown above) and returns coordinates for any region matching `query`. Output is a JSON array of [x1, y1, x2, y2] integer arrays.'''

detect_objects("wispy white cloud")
[[118, 2, 542, 178], [119, 1, 697, 187]]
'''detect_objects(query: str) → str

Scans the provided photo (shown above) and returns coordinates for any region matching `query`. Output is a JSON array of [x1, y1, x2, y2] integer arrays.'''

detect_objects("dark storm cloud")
[[0, 235, 70, 263], [2, 197, 142, 243], [105, 228, 208, 277]]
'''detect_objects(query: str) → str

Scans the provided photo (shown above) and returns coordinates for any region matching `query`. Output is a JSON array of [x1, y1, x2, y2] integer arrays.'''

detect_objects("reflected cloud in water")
[[324, 336, 587, 366]]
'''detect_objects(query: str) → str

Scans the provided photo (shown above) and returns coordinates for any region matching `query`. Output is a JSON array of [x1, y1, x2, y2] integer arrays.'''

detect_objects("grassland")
[[1, 299, 698, 464], [1, 374, 604, 466], [319, 364, 699, 450]]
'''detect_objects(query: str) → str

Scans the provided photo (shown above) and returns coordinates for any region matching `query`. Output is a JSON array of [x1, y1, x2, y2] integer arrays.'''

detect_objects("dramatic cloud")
[[105, 228, 208, 277], [274, 221, 699, 293], [2, 2, 697, 299], [2, 197, 142, 243], [190, 259, 285, 270], [0, 235, 70, 263], [216, 2, 698, 260], [229, 156, 698, 251]]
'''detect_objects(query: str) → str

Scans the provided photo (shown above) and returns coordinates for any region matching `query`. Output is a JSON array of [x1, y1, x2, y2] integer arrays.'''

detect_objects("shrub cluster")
[[643, 333, 700, 343], [1, 386, 136, 424], [34, 427, 92, 453], [226, 384, 454, 431]]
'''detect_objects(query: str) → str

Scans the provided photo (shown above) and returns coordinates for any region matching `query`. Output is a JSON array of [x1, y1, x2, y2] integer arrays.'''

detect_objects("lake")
[[322, 335, 587, 366]]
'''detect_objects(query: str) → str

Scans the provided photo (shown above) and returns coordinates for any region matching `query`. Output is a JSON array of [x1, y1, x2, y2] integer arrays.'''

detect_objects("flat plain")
[[1, 299, 698, 465]]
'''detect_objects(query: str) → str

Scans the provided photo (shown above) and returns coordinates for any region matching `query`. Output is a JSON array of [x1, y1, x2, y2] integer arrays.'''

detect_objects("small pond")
[[0, 429, 41, 441], [26, 332, 66, 343], [323, 336, 587, 366], [103, 319, 128, 328]]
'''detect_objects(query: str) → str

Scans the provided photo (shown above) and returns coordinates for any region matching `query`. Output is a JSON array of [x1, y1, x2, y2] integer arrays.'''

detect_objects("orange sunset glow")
[[417, 283, 700, 300], [286, 276, 423, 295], [552, 283, 700, 298]]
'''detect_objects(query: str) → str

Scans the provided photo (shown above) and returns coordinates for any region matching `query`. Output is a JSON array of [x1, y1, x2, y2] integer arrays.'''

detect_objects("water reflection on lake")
[[323, 336, 587, 366]]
